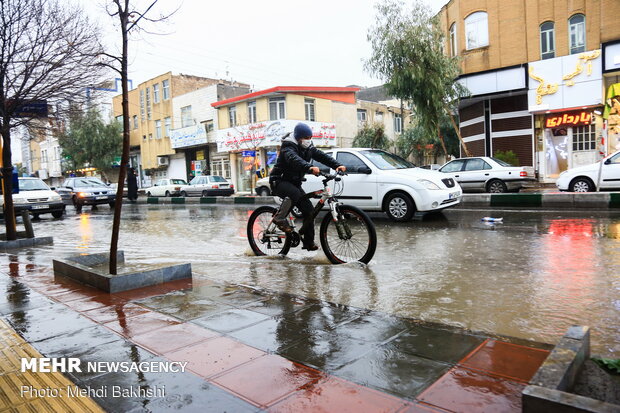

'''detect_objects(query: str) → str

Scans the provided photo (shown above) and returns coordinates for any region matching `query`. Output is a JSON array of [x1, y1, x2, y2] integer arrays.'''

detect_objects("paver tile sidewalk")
[[0, 255, 551, 412]]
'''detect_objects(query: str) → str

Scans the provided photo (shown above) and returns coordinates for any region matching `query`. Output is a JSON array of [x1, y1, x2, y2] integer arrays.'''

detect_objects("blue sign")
[[242, 150, 256, 157], [13, 100, 48, 118], [267, 151, 277, 165]]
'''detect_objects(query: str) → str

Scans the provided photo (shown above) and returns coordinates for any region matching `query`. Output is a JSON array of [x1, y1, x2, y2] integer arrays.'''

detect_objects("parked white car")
[[180, 175, 234, 197], [257, 148, 462, 222], [556, 150, 620, 192], [144, 178, 187, 197], [438, 157, 535, 193], [1, 177, 65, 219]]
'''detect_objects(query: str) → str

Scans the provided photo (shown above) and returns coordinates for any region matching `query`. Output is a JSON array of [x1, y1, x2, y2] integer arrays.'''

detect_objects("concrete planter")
[[52, 251, 191, 293], [522, 326, 620, 412]]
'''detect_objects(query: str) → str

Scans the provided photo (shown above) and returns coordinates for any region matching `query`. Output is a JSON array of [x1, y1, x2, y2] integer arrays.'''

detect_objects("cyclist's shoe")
[[273, 218, 293, 233], [302, 242, 319, 251]]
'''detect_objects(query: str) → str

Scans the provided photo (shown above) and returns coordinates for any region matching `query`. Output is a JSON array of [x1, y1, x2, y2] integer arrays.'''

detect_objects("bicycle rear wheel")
[[319, 205, 376, 264], [247, 206, 292, 256]]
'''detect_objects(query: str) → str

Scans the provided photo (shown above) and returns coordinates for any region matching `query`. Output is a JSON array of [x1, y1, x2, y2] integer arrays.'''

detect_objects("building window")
[[115, 115, 123, 124], [162, 79, 170, 100], [375, 111, 384, 122], [465, 11, 489, 50], [181, 105, 192, 128], [41, 149, 48, 163], [449, 23, 457, 56], [228, 106, 237, 127], [247, 101, 256, 124], [305, 98, 316, 121], [572, 124, 595, 151], [569, 14, 585, 55], [164, 117, 171, 137], [139, 90, 145, 121], [143, 135, 147, 141], [145, 87, 151, 120], [153, 83, 160, 103], [269, 97, 286, 120], [394, 113, 402, 133], [357, 109, 367, 125], [133, 115, 138, 129], [155, 120, 162, 139], [149, 133, 153, 140], [540, 22, 555, 59]]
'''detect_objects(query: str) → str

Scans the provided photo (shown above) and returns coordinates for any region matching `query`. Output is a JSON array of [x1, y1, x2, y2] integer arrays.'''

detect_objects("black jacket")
[[270, 134, 341, 185]]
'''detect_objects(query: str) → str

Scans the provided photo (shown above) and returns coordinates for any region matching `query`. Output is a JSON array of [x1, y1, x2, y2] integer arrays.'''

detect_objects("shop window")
[[465, 11, 489, 50], [162, 79, 170, 100], [540, 21, 555, 60], [572, 124, 595, 151], [181, 105, 192, 128], [569, 14, 585, 55], [305, 98, 315, 121], [269, 97, 286, 120], [449, 23, 457, 56], [247, 101, 257, 124], [229, 106, 237, 127]]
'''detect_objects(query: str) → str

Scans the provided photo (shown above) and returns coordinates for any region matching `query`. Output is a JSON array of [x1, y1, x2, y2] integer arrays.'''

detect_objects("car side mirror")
[[604, 158, 611, 165], [50, 187, 56, 190], [358, 166, 372, 174]]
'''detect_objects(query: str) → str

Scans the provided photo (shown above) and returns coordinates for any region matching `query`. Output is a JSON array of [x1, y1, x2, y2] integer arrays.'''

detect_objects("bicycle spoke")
[[325, 212, 371, 262]]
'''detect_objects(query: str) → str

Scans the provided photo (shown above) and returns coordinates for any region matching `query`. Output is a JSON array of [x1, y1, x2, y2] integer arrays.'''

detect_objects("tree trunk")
[[446, 109, 471, 157], [437, 129, 448, 157], [1, 124, 17, 240], [109, 7, 131, 275]]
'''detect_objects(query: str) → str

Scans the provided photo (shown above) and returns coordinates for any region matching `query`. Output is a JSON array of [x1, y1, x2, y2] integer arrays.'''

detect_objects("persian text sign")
[[545, 111, 592, 128], [170, 125, 207, 149], [216, 119, 337, 152]]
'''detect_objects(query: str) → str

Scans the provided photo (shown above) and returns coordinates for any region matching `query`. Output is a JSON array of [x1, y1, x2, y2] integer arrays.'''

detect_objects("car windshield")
[[360, 150, 415, 170], [170, 179, 187, 185], [74, 178, 107, 188], [491, 157, 513, 167], [210, 176, 227, 182], [19, 179, 49, 191]]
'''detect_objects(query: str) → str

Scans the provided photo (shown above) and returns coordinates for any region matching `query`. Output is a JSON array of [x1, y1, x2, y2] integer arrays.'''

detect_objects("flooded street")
[[8, 204, 620, 357]]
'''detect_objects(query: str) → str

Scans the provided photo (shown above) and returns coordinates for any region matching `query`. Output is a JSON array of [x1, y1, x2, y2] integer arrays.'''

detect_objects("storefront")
[[528, 49, 604, 181], [216, 120, 337, 193]]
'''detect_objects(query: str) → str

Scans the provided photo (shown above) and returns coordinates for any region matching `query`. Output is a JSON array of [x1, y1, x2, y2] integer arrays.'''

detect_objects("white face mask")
[[300, 139, 312, 149]]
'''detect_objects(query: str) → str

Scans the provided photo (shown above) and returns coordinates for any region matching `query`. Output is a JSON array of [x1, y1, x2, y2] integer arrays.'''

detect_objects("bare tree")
[[103, 0, 175, 274], [0, 0, 104, 240]]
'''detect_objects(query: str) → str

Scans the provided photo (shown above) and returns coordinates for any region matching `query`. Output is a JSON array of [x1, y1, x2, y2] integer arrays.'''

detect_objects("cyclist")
[[269, 123, 346, 251]]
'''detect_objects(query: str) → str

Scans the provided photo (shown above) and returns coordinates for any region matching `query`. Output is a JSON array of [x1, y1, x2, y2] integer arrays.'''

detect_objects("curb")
[[138, 196, 277, 206]]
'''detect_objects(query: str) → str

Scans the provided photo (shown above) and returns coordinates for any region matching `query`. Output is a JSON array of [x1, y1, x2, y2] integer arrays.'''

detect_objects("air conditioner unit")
[[157, 156, 169, 166]]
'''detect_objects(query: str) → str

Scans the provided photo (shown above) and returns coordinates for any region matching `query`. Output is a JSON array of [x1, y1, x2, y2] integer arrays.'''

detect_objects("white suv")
[[257, 148, 462, 222]]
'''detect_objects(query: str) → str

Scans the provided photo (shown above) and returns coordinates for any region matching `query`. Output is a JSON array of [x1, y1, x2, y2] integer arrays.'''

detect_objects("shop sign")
[[545, 111, 592, 128], [528, 50, 602, 112], [216, 119, 337, 152], [171, 125, 207, 149], [242, 150, 256, 157]]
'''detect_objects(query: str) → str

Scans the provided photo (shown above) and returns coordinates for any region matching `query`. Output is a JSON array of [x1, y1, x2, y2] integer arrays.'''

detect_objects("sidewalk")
[[0, 254, 552, 412]]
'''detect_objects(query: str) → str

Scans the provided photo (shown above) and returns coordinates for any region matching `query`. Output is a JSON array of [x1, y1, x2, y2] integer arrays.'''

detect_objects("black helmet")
[[293, 123, 313, 139]]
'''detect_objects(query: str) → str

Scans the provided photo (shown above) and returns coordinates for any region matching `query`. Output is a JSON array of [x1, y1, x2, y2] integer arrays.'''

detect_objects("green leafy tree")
[[396, 114, 460, 163], [352, 123, 391, 150], [58, 108, 122, 181], [493, 150, 520, 166], [365, 0, 470, 158]]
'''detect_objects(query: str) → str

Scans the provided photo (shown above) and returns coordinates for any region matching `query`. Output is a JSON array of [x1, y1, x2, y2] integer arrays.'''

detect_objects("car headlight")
[[50, 194, 62, 202], [77, 192, 88, 198], [417, 179, 441, 190]]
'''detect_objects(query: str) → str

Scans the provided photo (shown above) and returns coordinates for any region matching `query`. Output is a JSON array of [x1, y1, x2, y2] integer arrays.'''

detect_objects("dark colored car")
[[56, 177, 116, 212]]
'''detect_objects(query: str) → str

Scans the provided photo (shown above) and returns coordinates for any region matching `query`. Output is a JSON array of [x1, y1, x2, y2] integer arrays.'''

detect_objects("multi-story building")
[[112, 72, 249, 186], [439, 0, 620, 182], [211, 86, 360, 192]]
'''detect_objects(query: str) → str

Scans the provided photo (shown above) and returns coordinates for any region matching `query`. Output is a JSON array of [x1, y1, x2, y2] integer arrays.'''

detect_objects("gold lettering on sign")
[[529, 67, 558, 105], [562, 50, 601, 86]]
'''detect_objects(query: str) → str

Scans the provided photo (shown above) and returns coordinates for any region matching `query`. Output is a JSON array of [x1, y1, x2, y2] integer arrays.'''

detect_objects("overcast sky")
[[79, 0, 445, 90]]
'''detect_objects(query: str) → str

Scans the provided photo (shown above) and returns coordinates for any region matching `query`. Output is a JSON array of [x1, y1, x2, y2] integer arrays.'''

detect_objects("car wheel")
[[51, 211, 64, 219], [487, 179, 507, 193], [72, 197, 83, 212], [384, 192, 415, 222], [570, 177, 593, 192], [181, 191, 188, 197], [165, 191, 171, 197], [258, 187, 270, 197], [202, 190, 208, 197], [32, 213, 40, 220]]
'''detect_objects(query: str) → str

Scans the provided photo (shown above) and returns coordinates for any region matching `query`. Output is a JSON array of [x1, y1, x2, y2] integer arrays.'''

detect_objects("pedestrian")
[[127, 167, 138, 202]]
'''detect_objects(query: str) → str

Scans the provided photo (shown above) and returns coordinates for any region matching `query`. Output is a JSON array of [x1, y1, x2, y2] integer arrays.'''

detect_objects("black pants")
[[273, 180, 315, 246]]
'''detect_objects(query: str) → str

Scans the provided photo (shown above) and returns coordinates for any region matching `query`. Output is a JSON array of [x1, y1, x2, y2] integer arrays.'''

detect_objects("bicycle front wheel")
[[319, 205, 376, 264], [247, 206, 292, 257]]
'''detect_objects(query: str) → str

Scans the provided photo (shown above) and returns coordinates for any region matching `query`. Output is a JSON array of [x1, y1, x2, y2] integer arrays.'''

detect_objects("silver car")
[[180, 175, 234, 197], [439, 157, 535, 193]]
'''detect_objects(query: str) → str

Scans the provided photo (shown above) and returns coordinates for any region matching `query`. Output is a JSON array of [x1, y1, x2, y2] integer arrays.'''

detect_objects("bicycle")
[[246, 172, 377, 264]]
